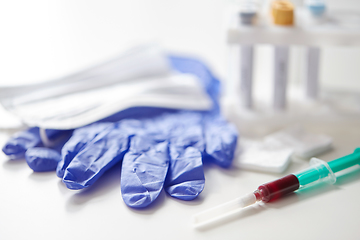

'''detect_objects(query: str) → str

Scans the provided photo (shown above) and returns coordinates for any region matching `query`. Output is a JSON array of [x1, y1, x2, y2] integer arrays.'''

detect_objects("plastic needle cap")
[[271, 0, 294, 26], [193, 193, 256, 228]]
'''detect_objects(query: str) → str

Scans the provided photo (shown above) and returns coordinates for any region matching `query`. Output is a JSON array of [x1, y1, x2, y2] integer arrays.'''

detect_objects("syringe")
[[193, 148, 360, 228]]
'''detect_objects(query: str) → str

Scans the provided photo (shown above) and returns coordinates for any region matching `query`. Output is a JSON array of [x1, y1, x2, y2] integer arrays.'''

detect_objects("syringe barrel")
[[253, 149, 360, 203], [255, 174, 300, 202], [293, 149, 360, 189], [328, 148, 360, 173], [295, 158, 336, 188]]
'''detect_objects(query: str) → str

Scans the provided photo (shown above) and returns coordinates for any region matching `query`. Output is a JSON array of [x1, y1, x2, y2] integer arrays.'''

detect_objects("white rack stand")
[[228, 10, 360, 47], [224, 8, 360, 136]]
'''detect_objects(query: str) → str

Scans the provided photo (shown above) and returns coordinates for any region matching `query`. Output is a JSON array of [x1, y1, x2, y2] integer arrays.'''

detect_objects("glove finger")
[[163, 114, 205, 200], [165, 146, 204, 201], [121, 135, 169, 208], [62, 127, 130, 190], [2, 127, 42, 159], [25, 147, 61, 172], [57, 123, 114, 178], [2, 127, 69, 160], [204, 115, 238, 168]]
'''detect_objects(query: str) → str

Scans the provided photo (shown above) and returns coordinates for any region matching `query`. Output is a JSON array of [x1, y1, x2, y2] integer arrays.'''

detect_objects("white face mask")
[[0, 45, 212, 130]]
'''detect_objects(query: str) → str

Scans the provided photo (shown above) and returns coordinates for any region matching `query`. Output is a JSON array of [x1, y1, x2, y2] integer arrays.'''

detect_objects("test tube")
[[273, 46, 289, 109], [271, 0, 294, 110], [304, 0, 326, 100], [239, 1, 258, 109], [240, 45, 254, 109], [305, 46, 320, 99]]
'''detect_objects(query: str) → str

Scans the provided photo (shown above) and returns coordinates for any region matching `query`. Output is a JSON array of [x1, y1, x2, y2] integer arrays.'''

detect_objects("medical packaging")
[[235, 126, 332, 173]]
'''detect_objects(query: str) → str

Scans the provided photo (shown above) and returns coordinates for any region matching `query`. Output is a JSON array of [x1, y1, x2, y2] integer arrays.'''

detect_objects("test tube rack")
[[224, 5, 360, 135]]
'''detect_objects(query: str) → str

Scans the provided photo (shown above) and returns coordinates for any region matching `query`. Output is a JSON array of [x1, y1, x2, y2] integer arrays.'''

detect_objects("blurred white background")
[[0, 0, 227, 86], [1, 0, 360, 92]]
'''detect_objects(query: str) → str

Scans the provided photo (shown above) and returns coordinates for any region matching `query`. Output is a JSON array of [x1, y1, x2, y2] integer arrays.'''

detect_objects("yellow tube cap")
[[271, 0, 294, 26]]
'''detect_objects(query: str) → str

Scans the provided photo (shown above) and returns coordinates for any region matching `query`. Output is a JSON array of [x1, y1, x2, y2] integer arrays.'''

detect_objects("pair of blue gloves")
[[2, 56, 238, 208]]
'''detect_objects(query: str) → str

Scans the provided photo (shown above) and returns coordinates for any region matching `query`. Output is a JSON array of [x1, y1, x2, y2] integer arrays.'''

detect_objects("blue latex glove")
[[55, 111, 236, 208], [2, 128, 72, 171], [2, 56, 238, 208]]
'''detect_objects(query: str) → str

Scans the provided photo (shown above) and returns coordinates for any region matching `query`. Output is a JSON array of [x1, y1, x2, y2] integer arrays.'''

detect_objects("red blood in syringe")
[[254, 174, 300, 202]]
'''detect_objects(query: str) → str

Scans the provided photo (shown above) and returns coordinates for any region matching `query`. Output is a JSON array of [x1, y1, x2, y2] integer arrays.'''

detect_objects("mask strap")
[[39, 128, 60, 148]]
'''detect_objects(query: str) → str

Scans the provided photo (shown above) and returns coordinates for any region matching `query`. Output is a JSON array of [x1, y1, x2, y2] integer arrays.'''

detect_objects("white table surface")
[[1, 1, 360, 239]]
